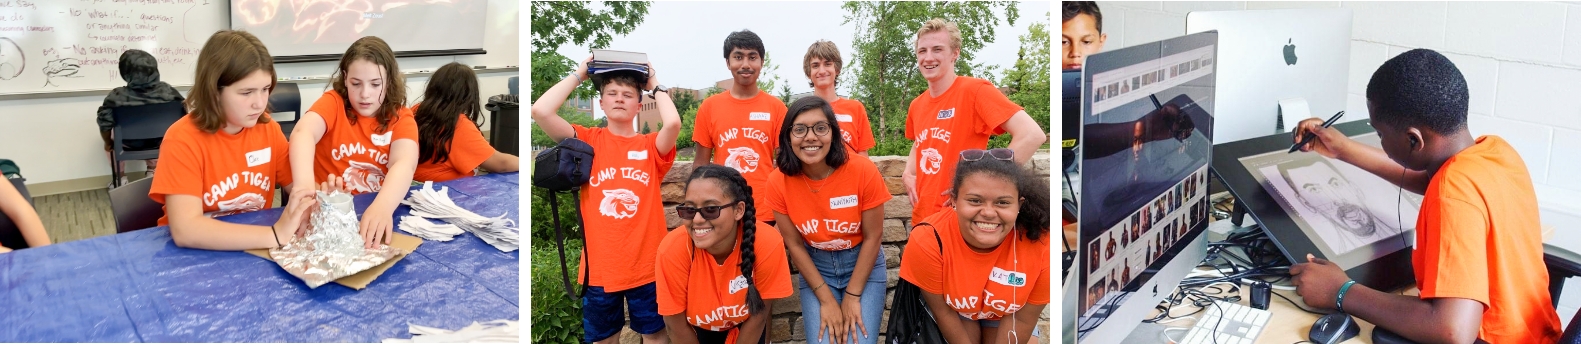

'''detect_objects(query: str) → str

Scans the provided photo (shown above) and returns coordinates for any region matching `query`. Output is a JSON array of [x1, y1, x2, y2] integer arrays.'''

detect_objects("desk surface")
[[0, 173, 521, 342]]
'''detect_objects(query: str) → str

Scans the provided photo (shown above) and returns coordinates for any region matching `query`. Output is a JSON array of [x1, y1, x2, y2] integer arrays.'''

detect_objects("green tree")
[[529, 1, 651, 101], [991, 12, 1051, 149], [841, 1, 1019, 155], [755, 54, 795, 103]]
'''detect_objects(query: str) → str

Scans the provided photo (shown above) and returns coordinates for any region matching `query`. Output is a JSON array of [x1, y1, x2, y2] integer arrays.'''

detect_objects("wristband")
[[271, 224, 283, 248], [1336, 280, 1358, 313], [845, 290, 861, 298]]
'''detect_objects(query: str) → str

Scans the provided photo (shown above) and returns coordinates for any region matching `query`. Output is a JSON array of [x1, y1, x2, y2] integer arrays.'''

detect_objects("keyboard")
[[1179, 300, 1271, 344]]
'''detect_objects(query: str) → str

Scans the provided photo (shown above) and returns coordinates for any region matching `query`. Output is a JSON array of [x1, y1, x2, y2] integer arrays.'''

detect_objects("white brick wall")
[[1088, 0, 1581, 325]]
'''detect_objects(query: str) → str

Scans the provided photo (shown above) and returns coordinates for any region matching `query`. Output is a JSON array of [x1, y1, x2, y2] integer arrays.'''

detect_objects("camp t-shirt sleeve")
[[899, 225, 945, 295], [271, 122, 295, 188], [754, 224, 794, 299], [448, 117, 498, 173], [646, 131, 677, 179], [655, 228, 692, 316], [971, 80, 1021, 137], [149, 124, 203, 204], [1030, 259, 1051, 305], [859, 161, 892, 211], [392, 109, 420, 143], [309, 91, 345, 133], [762, 171, 789, 216], [1416, 193, 1493, 307], [854, 103, 875, 151], [904, 98, 922, 141], [693, 100, 716, 149]]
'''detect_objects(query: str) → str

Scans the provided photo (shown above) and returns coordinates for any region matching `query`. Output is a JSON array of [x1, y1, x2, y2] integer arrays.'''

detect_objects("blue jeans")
[[798, 244, 886, 344]]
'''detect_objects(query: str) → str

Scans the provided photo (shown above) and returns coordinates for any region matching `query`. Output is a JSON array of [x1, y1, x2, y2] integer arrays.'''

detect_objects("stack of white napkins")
[[398, 182, 520, 252], [383, 320, 519, 343]]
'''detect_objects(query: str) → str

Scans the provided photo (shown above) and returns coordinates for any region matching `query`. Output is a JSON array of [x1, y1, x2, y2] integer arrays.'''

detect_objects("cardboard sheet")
[[246, 233, 424, 290]]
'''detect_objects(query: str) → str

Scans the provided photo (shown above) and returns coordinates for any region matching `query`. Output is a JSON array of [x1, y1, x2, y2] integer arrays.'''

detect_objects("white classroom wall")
[[1090, 0, 1581, 325], [0, 0, 519, 191]]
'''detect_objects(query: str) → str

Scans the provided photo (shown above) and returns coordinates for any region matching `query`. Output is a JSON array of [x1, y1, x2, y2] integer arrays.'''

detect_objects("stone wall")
[[622, 153, 1052, 343]]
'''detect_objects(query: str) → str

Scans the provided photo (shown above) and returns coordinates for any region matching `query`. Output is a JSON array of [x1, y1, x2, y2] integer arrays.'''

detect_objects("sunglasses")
[[676, 201, 740, 221], [960, 148, 1014, 162]]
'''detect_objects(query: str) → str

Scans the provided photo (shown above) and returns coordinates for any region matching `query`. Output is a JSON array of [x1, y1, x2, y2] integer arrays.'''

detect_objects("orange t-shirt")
[[574, 124, 677, 292], [412, 113, 496, 183], [655, 222, 794, 340], [694, 91, 786, 223], [904, 77, 1021, 221], [899, 209, 1051, 321], [762, 157, 891, 250], [150, 115, 294, 226], [830, 98, 875, 153], [308, 90, 419, 195], [1413, 136, 1559, 343]]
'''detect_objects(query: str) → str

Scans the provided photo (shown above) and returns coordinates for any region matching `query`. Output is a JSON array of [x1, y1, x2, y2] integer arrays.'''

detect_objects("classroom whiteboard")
[[0, 0, 225, 95]]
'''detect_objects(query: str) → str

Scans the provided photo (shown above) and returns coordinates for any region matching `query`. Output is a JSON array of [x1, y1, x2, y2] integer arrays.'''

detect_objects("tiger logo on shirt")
[[343, 160, 386, 193], [809, 238, 854, 251], [209, 193, 267, 218], [723, 147, 760, 173], [920, 148, 944, 175], [599, 189, 640, 219]]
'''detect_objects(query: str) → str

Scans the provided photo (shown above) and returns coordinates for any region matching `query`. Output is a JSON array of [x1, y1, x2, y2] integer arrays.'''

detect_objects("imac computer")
[[1212, 120, 1423, 292], [1186, 8, 1353, 144], [1075, 31, 1217, 342]]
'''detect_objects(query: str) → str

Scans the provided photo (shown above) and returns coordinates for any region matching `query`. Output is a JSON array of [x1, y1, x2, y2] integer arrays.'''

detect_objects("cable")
[[1270, 289, 1326, 315]]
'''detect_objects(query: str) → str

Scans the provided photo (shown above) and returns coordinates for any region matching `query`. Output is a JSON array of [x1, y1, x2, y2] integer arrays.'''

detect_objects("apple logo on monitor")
[[1284, 38, 1298, 65]]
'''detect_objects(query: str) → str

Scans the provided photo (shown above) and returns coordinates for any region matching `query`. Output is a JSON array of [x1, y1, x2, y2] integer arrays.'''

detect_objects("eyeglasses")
[[961, 148, 1014, 162], [791, 123, 832, 138], [676, 201, 740, 220]]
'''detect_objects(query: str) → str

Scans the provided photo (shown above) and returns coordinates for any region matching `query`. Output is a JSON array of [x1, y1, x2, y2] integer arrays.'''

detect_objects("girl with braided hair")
[[656, 165, 793, 344], [898, 149, 1052, 344]]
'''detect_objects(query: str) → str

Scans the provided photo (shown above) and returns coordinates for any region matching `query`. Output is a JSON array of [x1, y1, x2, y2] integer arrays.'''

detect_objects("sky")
[[551, 1, 1049, 116]]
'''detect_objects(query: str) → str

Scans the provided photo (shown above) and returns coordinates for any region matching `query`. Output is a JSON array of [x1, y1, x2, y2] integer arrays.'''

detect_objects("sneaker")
[[108, 176, 129, 190]]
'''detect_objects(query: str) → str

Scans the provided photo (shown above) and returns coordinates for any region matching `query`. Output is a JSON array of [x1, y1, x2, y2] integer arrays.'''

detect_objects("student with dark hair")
[[764, 97, 889, 344], [802, 40, 875, 156], [656, 165, 793, 344], [1289, 49, 1560, 343], [899, 149, 1051, 344], [533, 54, 680, 344], [289, 36, 418, 249], [97, 49, 185, 187], [1062, 1, 1107, 70], [904, 18, 1047, 224], [412, 62, 518, 182], [694, 29, 787, 224]]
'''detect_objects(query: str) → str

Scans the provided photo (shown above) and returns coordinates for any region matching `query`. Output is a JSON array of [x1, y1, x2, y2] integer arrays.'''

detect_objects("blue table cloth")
[[0, 173, 521, 342]]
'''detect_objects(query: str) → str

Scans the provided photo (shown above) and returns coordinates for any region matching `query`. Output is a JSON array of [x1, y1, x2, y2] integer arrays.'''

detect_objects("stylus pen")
[[1289, 111, 1346, 153]]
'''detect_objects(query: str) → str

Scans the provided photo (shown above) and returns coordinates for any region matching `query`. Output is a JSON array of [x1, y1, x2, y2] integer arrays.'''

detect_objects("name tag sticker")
[[836, 114, 853, 123], [937, 108, 955, 120], [245, 147, 271, 167], [750, 112, 771, 121], [830, 195, 858, 209], [989, 267, 1027, 287], [628, 150, 648, 160]]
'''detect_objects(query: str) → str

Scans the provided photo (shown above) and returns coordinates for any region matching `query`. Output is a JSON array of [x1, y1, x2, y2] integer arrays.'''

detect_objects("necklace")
[[805, 168, 835, 193]]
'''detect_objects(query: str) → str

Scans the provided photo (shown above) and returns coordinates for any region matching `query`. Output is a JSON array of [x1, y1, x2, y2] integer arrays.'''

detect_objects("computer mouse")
[[1309, 312, 1360, 344]]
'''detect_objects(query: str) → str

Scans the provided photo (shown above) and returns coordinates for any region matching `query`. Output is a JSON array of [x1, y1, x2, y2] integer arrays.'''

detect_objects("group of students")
[[533, 18, 1051, 344], [66, 30, 518, 253], [1064, 2, 1561, 342]]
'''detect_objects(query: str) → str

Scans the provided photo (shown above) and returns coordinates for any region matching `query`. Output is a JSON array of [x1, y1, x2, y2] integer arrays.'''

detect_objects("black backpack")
[[532, 136, 595, 299], [887, 223, 948, 344]]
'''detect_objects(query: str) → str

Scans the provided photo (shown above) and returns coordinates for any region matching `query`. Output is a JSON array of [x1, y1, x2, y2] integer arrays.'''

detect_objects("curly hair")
[[951, 158, 1051, 241], [1365, 49, 1468, 135]]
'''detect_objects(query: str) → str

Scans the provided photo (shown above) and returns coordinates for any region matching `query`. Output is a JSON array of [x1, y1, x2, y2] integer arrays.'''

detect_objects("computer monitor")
[[1211, 120, 1422, 291], [1075, 31, 1217, 342], [1186, 8, 1353, 144]]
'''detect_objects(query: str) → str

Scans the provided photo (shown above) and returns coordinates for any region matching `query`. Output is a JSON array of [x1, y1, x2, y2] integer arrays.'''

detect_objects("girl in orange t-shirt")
[[656, 165, 794, 344], [150, 30, 328, 251], [412, 62, 518, 183], [288, 36, 418, 249], [764, 96, 890, 344], [898, 151, 1053, 344], [801, 40, 875, 156]]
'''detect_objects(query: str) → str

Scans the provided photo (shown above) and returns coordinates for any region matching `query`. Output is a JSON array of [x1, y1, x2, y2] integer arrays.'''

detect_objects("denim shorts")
[[582, 283, 664, 342]]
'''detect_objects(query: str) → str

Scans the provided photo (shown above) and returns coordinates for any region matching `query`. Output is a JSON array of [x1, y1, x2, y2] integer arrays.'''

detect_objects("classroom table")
[[0, 173, 521, 342]]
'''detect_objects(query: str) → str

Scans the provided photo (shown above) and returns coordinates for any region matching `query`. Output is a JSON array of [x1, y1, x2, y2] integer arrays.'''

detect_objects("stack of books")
[[588, 49, 649, 76]]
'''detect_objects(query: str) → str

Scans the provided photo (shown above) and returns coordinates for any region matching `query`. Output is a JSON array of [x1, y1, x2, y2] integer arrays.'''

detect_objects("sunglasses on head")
[[676, 201, 740, 220], [960, 148, 1014, 162]]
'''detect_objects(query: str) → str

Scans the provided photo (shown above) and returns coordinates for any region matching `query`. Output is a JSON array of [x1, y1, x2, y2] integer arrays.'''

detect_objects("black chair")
[[0, 176, 33, 249], [109, 176, 161, 233], [269, 82, 302, 138], [1562, 306, 1581, 343], [109, 102, 186, 188], [267, 82, 301, 207]]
